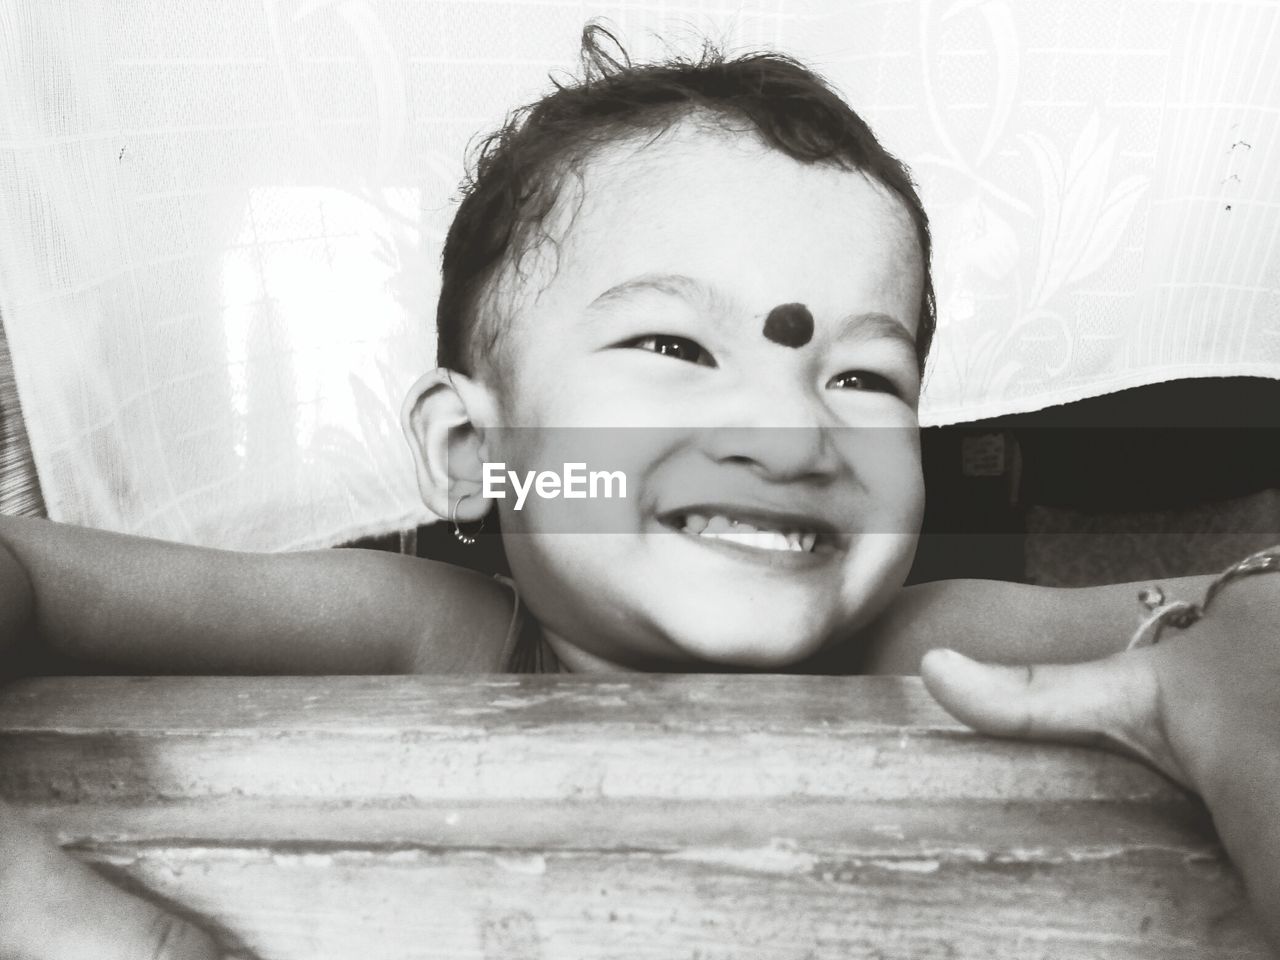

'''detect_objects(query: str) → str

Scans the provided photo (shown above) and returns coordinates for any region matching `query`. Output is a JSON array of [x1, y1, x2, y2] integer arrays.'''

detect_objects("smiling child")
[[401, 35, 937, 673], [407, 133, 926, 672]]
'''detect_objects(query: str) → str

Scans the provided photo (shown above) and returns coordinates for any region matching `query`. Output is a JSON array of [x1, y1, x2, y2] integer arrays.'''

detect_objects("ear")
[[401, 369, 498, 522]]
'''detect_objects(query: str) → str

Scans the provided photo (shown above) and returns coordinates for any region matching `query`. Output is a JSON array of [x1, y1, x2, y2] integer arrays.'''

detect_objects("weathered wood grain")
[[0, 675, 1270, 959]]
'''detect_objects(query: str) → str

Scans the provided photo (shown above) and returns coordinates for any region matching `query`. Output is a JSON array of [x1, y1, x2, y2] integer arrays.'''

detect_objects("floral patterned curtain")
[[0, 0, 1276, 549]]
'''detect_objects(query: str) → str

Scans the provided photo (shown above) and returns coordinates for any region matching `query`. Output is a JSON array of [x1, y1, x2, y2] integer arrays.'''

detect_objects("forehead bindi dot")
[[762, 303, 814, 348]]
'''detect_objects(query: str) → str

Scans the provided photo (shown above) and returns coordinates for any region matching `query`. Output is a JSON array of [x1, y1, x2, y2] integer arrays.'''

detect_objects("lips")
[[659, 506, 840, 555]]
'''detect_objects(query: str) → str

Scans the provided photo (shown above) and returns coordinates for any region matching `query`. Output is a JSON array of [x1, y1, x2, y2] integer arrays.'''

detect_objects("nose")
[[699, 373, 841, 483], [705, 426, 839, 483]]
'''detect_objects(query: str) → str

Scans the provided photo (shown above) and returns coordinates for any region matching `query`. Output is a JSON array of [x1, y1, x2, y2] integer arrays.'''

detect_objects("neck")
[[541, 630, 642, 674]]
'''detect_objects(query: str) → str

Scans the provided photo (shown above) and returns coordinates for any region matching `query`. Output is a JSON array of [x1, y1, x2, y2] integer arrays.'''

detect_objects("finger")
[[44, 858, 224, 960], [919, 647, 1189, 786], [2, 808, 225, 960]]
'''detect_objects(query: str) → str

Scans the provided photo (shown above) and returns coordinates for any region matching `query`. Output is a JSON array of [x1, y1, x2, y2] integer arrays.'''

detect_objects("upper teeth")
[[681, 513, 818, 553]]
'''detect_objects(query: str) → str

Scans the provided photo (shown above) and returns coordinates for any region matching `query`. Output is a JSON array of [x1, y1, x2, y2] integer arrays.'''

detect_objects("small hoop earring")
[[450, 495, 485, 546]]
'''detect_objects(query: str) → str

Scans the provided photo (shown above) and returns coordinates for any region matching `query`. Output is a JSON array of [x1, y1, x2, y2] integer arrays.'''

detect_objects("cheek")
[[501, 532, 645, 654], [501, 534, 587, 633], [494, 354, 621, 429], [488, 430, 655, 540], [491, 369, 553, 428], [853, 429, 924, 526]]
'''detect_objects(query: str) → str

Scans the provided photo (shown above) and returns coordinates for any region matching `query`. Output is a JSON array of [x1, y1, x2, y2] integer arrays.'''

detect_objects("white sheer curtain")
[[1, 0, 1277, 550]]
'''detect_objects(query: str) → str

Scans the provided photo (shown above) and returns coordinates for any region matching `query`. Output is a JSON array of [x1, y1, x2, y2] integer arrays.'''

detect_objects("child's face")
[[480, 123, 925, 670]]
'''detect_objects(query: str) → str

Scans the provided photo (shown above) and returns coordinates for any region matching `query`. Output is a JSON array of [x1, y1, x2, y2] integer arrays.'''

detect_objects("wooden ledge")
[[0, 675, 1269, 959]]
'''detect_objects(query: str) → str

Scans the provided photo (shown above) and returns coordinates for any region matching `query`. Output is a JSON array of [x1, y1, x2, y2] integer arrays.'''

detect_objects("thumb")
[[3, 817, 229, 960], [919, 647, 1189, 787]]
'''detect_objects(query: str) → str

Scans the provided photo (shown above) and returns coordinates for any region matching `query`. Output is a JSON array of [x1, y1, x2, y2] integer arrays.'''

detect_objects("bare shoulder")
[[368, 551, 519, 674], [251, 547, 519, 674]]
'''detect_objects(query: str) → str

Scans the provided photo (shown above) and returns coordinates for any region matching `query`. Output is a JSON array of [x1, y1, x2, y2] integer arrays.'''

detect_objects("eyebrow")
[[835, 311, 917, 352], [586, 272, 916, 350], [585, 273, 720, 315]]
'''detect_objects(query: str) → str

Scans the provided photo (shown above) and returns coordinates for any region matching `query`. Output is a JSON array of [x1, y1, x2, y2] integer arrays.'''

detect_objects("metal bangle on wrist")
[[1127, 545, 1280, 651]]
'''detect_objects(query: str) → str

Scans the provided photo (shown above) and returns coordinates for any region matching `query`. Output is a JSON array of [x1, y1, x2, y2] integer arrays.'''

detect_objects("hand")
[[920, 573, 1280, 950], [0, 800, 234, 960]]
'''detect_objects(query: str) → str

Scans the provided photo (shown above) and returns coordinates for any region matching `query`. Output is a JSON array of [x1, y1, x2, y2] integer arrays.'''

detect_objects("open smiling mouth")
[[658, 510, 839, 555]]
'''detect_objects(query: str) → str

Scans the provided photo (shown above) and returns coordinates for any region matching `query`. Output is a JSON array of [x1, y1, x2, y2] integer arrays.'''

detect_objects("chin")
[[656, 612, 838, 671]]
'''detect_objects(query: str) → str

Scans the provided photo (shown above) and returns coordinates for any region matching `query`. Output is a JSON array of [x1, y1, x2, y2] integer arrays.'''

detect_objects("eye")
[[826, 370, 900, 395], [623, 334, 716, 367]]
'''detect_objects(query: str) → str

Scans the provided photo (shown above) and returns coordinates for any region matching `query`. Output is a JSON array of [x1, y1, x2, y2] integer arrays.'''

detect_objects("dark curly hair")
[[437, 24, 935, 377]]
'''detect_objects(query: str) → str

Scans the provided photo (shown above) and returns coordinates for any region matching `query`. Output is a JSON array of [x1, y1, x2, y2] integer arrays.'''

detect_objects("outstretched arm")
[[860, 573, 1220, 674], [0, 514, 515, 959], [0, 515, 514, 676]]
